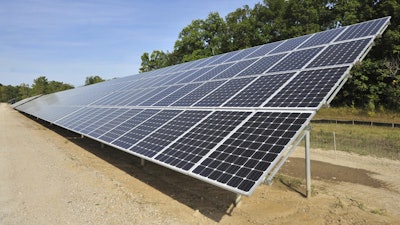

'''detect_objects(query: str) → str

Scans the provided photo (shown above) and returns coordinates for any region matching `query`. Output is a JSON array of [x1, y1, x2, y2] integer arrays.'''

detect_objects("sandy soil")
[[1, 103, 399, 225]]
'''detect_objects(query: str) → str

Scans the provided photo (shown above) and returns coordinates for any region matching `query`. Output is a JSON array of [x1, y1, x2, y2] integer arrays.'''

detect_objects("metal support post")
[[101, 143, 104, 149], [81, 134, 84, 138], [140, 158, 145, 167], [305, 126, 311, 198], [235, 194, 242, 206]]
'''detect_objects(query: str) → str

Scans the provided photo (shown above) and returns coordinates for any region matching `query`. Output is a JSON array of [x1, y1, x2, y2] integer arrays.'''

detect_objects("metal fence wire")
[[306, 125, 400, 160]]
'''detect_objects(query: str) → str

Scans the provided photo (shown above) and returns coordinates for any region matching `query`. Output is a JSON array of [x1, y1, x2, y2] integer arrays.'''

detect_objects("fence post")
[[333, 132, 337, 160]]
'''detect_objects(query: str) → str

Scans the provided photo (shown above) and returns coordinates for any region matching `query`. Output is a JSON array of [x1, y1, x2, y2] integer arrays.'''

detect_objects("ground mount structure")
[[13, 17, 390, 196]]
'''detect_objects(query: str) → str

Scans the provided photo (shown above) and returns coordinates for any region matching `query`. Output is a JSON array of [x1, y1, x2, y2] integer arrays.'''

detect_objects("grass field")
[[309, 107, 400, 160], [314, 107, 400, 124]]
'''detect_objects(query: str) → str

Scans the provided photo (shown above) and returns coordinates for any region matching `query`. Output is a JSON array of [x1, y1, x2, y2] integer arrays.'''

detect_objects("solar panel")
[[13, 17, 390, 196]]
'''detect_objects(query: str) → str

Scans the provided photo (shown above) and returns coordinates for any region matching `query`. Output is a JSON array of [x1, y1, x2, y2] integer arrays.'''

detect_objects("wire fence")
[[307, 123, 400, 160], [312, 119, 400, 128]]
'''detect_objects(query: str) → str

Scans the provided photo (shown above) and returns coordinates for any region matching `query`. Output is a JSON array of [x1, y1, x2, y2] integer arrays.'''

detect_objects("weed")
[[335, 197, 344, 209], [370, 208, 387, 216], [277, 174, 303, 189]]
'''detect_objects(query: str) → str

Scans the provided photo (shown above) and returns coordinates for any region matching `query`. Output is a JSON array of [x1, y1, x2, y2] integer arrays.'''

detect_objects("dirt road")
[[1, 103, 399, 224]]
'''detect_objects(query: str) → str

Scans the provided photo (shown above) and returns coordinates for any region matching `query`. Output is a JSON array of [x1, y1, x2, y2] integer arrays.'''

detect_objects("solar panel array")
[[13, 17, 390, 196]]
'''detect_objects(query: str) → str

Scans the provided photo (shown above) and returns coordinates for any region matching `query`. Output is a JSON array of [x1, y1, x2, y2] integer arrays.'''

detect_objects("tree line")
[[139, 0, 399, 111], [0, 75, 104, 103]]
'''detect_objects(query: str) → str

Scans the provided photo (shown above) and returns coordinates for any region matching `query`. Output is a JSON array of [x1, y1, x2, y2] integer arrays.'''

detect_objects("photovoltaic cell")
[[172, 81, 225, 106], [154, 83, 201, 106], [336, 17, 389, 41], [299, 27, 345, 48], [237, 54, 286, 77], [80, 108, 127, 135], [99, 109, 158, 143], [212, 58, 257, 80], [264, 67, 348, 108], [88, 109, 138, 138], [162, 70, 195, 86], [209, 51, 239, 65], [225, 47, 258, 62], [224, 73, 295, 107], [195, 77, 255, 107], [140, 85, 184, 106], [130, 110, 210, 157], [155, 111, 251, 171], [307, 38, 372, 68], [61, 107, 101, 130], [112, 110, 180, 149], [193, 63, 235, 82], [176, 67, 214, 84], [75, 108, 116, 133], [270, 35, 311, 54], [268, 47, 323, 72], [192, 112, 312, 192], [245, 41, 283, 59]]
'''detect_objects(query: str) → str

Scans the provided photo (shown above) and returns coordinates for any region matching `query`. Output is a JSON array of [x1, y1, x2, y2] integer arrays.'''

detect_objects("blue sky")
[[0, 0, 261, 87]]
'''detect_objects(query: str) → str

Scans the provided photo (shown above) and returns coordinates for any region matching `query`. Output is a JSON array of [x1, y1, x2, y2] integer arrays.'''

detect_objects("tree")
[[18, 83, 31, 100], [47, 81, 74, 93], [0, 84, 18, 102], [32, 76, 49, 95], [173, 12, 228, 62], [139, 50, 170, 73], [85, 76, 105, 85]]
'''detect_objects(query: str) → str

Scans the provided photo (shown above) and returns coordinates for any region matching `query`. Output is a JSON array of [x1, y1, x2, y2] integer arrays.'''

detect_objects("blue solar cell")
[[155, 111, 251, 171], [244, 41, 283, 59], [237, 54, 286, 77], [126, 87, 166, 106], [207, 51, 239, 65], [162, 70, 196, 86], [72, 108, 116, 132], [193, 63, 234, 82], [79, 108, 120, 134], [268, 47, 323, 72], [88, 109, 138, 138], [131, 110, 210, 157], [336, 17, 389, 41], [153, 83, 202, 106], [307, 38, 371, 68], [212, 59, 257, 80], [224, 73, 295, 107], [62, 107, 101, 130], [99, 109, 158, 143], [112, 110, 180, 149], [172, 80, 225, 106], [140, 85, 184, 106], [299, 27, 345, 48], [270, 35, 311, 54], [195, 77, 255, 107], [225, 47, 258, 62], [176, 67, 214, 84], [264, 67, 348, 108], [192, 111, 312, 192]]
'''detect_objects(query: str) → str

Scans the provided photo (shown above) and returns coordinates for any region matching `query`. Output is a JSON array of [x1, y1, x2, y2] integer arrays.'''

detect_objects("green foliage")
[[0, 76, 74, 102], [139, 50, 171, 73], [174, 12, 228, 62], [32, 76, 49, 95], [85, 75, 105, 86]]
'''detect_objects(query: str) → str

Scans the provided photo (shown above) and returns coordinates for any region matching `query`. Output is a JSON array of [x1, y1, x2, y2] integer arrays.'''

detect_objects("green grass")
[[308, 123, 400, 160], [314, 107, 400, 124]]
